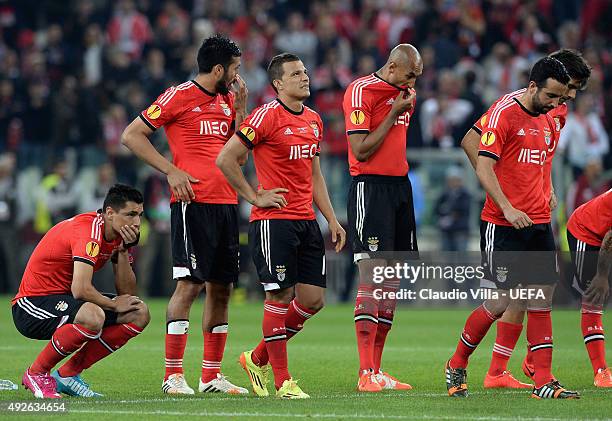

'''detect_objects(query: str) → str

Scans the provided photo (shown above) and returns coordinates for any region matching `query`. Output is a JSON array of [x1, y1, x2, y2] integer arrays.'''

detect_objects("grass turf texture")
[[0, 297, 610, 420]]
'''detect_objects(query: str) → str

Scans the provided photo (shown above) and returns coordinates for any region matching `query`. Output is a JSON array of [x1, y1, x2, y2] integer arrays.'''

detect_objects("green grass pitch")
[[0, 297, 610, 420]]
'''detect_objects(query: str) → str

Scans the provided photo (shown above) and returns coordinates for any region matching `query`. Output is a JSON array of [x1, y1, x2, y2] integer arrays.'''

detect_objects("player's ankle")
[[488, 367, 505, 376], [201, 372, 218, 383]]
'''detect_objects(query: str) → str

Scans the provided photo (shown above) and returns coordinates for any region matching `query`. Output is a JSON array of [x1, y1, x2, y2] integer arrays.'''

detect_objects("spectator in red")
[[107, 0, 152, 61]]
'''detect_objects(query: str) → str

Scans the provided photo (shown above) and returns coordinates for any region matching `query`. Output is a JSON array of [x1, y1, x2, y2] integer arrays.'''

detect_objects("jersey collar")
[[513, 98, 540, 117], [373, 72, 405, 91], [276, 98, 304, 115], [191, 80, 216, 97]]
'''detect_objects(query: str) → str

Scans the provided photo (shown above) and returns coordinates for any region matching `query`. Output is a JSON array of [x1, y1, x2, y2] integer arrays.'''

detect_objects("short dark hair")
[[529, 56, 570, 88], [549, 49, 591, 87], [267, 53, 301, 93], [103, 184, 143, 212], [197, 34, 241, 73]]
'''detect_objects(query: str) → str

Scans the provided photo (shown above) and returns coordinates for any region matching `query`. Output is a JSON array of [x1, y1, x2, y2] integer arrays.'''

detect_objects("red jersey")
[[478, 96, 556, 226], [343, 74, 415, 176], [13, 212, 125, 303], [567, 188, 612, 246], [236, 99, 323, 221], [473, 91, 568, 217], [140, 80, 237, 204]]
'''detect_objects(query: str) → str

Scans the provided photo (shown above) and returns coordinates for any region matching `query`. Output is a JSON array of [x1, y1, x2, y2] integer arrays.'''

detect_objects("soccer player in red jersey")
[[12, 184, 149, 399], [343, 44, 422, 392], [566, 189, 612, 387], [121, 35, 249, 395], [460, 50, 591, 389], [444, 57, 581, 399], [217, 53, 346, 399]]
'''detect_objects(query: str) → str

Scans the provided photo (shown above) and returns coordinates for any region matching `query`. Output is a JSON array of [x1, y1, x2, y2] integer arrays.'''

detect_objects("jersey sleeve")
[[478, 108, 510, 161], [343, 82, 372, 135], [236, 104, 273, 149], [315, 113, 323, 156], [71, 233, 102, 267], [471, 113, 489, 135], [139, 86, 183, 130]]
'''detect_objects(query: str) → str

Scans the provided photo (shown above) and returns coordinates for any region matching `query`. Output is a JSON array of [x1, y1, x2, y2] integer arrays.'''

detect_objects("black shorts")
[[249, 219, 326, 291], [567, 229, 601, 295], [12, 294, 119, 340], [480, 221, 558, 289], [347, 175, 418, 262], [171, 202, 239, 284]]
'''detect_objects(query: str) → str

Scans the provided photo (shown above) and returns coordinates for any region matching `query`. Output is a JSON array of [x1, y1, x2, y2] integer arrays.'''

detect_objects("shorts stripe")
[[181, 202, 190, 275], [356, 182, 365, 243], [17, 298, 53, 320]]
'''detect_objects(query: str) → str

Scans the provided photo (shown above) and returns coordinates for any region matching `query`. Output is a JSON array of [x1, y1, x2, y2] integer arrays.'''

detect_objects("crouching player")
[[12, 184, 150, 398]]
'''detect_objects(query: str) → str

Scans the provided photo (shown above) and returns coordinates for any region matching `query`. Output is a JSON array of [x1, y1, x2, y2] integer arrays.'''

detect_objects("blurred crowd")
[[0, 0, 611, 297]]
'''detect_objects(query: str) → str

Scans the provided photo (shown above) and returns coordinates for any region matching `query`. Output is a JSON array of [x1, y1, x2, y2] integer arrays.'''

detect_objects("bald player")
[[343, 44, 423, 392]]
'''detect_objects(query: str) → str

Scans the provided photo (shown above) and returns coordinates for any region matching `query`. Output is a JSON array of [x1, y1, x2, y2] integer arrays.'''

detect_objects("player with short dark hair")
[[343, 44, 422, 392], [13, 184, 149, 398], [461, 49, 592, 389], [121, 34, 249, 395], [444, 56, 581, 399], [217, 52, 346, 399], [566, 189, 612, 387]]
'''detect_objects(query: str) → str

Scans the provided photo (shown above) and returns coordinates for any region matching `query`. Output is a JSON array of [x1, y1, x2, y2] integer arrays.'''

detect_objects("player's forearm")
[[114, 251, 137, 296], [72, 283, 118, 311], [313, 169, 338, 224], [596, 230, 612, 278], [235, 111, 246, 128], [121, 130, 174, 175], [461, 130, 479, 170], [216, 154, 258, 204], [476, 161, 512, 212], [353, 113, 397, 161]]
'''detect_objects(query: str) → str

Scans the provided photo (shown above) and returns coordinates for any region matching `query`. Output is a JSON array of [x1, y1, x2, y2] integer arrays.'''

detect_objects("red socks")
[[59, 323, 142, 377], [449, 304, 497, 368], [30, 324, 99, 374], [262, 300, 290, 389], [164, 320, 189, 380], [488, 321, 523, 376], [355, 285, 379, 372], [581, 305, 607, 374], [527, 310, 554, 388], [252, 299, 317, 367], [202, 324, 228, 382], [373, 280, 399, 372]]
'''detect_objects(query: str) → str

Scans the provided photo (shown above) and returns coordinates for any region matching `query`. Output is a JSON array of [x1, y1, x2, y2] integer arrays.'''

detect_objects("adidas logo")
[[284, 128, 293, 135], [517, 128, 525, 136], [386, 98, 395, 105], [191, 106, 202, 112]]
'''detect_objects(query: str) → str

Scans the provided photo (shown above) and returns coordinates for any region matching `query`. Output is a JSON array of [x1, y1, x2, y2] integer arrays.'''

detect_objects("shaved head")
[[388, 44, 421, 67], [379, 44, 423, 88]]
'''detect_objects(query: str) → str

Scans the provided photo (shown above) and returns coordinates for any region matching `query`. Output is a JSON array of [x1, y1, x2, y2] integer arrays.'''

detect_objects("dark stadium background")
[[0, 0, 610, 304]]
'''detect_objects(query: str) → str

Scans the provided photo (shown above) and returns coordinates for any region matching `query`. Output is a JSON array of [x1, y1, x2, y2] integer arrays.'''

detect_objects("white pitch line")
[[68, 409, 607, 421], [68, 388, 610, 405]]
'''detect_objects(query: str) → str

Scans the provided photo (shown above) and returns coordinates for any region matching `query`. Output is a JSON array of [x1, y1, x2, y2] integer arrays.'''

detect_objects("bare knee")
[[206, 283, 232, 306], [266, 287, 294, 304], [74, 302, 105, 331], [483, 295, 509, 318], [299, 296, 325, 312], [128, 302, 151, 329], [173, 280, 203, 302]]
